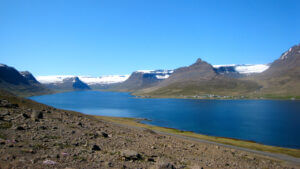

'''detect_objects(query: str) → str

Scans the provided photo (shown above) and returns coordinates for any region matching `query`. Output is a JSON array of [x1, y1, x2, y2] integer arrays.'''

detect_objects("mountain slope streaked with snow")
[[36, 64, 268, 85]]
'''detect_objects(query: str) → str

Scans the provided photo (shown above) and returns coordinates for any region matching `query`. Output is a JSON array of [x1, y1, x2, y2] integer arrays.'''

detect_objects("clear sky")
[[0, 0, 299, 76]]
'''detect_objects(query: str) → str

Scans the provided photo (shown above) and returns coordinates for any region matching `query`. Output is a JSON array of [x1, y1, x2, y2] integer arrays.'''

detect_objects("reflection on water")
[[79, 108, 133, 117]]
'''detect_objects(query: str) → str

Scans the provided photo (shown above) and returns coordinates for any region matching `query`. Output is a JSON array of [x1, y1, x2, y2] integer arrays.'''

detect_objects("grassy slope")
[[134, 78, 261, 97], [94, 116, 300, 158]]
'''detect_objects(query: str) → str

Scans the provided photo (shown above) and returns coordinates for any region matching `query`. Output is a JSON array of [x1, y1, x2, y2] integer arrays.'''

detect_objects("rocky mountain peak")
[[280, 44, 300, 60], [196, 58, 203, 63], [190, 58, 213, 69], [20, 71, 40, 84]]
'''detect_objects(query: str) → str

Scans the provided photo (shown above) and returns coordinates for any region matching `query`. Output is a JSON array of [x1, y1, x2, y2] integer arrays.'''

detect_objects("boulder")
[[159, 163, 176, 169], [120, 150, 142, 161], [91, 144, 101, 151], [31, 111, 43, 121]]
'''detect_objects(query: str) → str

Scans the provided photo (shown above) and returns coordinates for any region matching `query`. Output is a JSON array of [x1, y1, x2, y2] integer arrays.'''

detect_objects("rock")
[[0, 138, 5, 145], [78, 122, 83, 127], [31, 158, 40, 164], [91, 144, 101, 151], [32, 111, 43, 121], [144, 128, 157, 134], [0, 100, 18, 108], [43, 159, 56, 165], [159, 163, 176, 169], [151, 146, 156, 149], [22, 113, 30, 119], [16, 126, 25, 130], [120, 150, 142, 161], [21, 148, 36, 154], [101, 132, 109, 138], [148, 158, 156, 162], [61, 152, 69, 156], [105, 162, 114, 167], [245, 155, 256, 160], [51, 154, 60, 159], [72, 142, 79, 146], [39, 126, 47, 130], [0, 100, 9, 107]]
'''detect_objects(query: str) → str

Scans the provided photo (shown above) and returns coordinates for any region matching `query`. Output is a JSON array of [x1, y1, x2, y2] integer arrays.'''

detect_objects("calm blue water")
[[30, 91, 300, 149]]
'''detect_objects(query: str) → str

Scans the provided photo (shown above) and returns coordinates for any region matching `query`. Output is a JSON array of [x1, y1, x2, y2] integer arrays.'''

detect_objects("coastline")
[[93, 89, 300, 100], [2, 91, 299, 168], [131, 93, 300, 100]]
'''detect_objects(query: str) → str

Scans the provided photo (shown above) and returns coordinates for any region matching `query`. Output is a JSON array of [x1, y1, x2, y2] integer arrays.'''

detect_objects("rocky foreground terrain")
[[0, 95, 299, 169]]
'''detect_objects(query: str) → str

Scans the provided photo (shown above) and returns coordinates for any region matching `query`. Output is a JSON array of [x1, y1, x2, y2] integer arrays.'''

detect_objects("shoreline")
[[131, 93, 300, 100], [37, 89, 300, 100], [93, 115, 300, 159]]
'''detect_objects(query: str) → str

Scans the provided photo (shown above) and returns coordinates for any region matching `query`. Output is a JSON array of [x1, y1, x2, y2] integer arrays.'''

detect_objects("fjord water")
[[30, 91, 300, 149]]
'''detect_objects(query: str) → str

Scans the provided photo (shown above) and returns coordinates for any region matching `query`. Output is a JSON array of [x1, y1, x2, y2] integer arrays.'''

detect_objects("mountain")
[[72, 77, 91, 90], [111, 70, 173, 91], [249, 44, 300, 97], [114, 64, 268, 92], [0, 64, 51, 96], [42, 76, 91, 91], [137, 44, 300, 99], [136, 59, 260, 97], [0, 64, 30, 85]]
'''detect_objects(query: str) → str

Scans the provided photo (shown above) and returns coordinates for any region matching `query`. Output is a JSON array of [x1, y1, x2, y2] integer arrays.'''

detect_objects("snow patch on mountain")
[[135, 70, 173, 74], [135, 70, 173, 79], [280, 47, 293, 60], [212, 64, 269, 74], [36, 75, 130, 85], [36, 75, 75, 84], [235, 64, 269, 74], [79, 75, 130, 85], [156, 74, 170, 79], [212, 64, 236, 68]]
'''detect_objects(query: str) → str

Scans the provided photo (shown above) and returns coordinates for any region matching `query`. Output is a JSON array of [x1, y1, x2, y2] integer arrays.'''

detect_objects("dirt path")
[[111, 120, 300, 165]]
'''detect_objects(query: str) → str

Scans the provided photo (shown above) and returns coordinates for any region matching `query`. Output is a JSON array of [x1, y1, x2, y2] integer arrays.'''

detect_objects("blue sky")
[[0, 0, 299, 76]]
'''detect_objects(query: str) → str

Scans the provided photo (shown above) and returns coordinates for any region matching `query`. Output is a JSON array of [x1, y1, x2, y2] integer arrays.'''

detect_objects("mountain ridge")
[[0, 64, 51, 96]]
